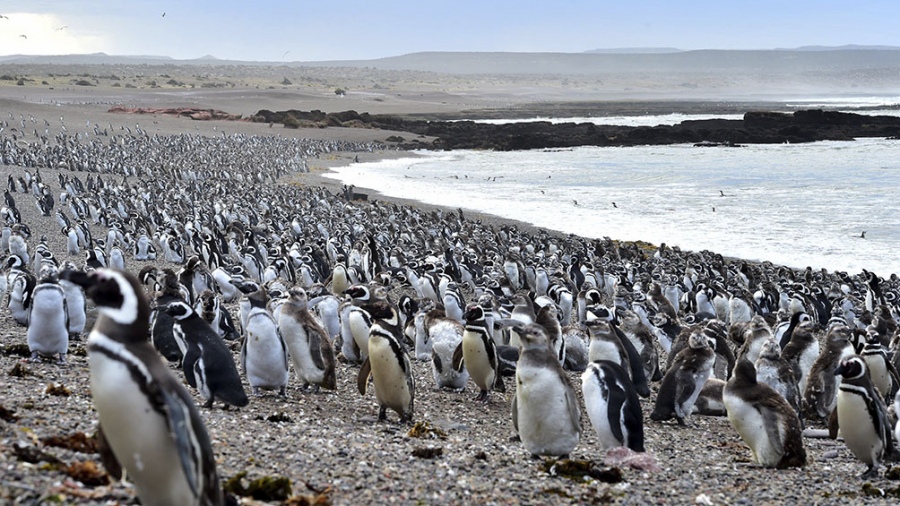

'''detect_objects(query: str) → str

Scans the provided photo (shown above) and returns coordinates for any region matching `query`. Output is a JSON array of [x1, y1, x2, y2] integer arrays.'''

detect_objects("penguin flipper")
[[307, 327, 326, 371], [511, 394, 518, 433], [605, 377, 628, 445], [451, 342, 464, 372], [95, 424, 123, 481], [160, 387, 202, 497], [494, 371, 506, 393], [358, 357, 372, 395]]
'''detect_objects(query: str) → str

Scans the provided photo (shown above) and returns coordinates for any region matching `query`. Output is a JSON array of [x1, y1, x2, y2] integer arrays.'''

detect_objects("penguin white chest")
[[581, 375, 620, 450], [837, 386, 883, 466], [244, 313, 288, 389], [88, 334, 194, 505], [588, 339, 622, 365], [723, 391, 783, 466], [280, 316, 324, 384], [368, 334, 412, 412], [462, 333, 494, 391], [27, 287, 68, 354], [516, 365, 578, 456]]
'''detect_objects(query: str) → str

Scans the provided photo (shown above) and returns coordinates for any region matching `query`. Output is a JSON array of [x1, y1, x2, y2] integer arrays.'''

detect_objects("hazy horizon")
[[1, 1, 899, 62]]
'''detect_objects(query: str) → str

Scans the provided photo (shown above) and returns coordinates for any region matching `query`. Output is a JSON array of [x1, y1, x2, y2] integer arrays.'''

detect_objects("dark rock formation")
[[252, 108, 900, 151], [109, 107, 244, 121]]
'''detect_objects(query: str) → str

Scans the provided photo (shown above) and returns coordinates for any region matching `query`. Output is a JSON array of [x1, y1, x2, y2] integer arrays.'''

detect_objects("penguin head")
[[61, 268, 149, 328], [287, 287, 308, 304], [164, 300, 194, 320], [343, 284, 370, 301], [834, 355, 867, 380], [515, 323, 551, 351], [463, 304, 484, 323]]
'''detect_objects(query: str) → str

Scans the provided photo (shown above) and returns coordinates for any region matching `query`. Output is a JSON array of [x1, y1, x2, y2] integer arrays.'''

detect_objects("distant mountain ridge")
[[1, 48, 900, 78]]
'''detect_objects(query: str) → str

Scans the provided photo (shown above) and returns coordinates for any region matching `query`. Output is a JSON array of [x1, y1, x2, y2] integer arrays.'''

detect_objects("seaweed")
[[224, 470, 293, 501], [45, 383, 72, 397], [407, 420, 447, 440], [540, 458, 624, 484], [411, 446, 443, 459], [41, 431, 100, 454]]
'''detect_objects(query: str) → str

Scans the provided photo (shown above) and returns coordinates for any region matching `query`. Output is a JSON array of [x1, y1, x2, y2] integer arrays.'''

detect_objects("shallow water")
[[326, 134, 899, 278]]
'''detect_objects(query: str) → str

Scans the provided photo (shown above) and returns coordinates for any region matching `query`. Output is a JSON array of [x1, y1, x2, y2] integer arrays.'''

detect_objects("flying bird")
[[283, 50, 290, 58], [18, 34, 26, 39], [162, 12, 166, 17], [56, 25, 68, 31], [0, 14, 9, 19]]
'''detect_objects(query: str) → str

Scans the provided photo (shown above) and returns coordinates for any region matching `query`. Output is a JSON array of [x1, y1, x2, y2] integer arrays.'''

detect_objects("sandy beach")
[[0, 65, 896, 506]]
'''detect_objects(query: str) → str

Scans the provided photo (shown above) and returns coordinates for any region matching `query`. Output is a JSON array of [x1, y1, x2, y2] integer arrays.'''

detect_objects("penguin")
[[442, 281, 466, 323], [165, 301, 249, 409], [618, 309, 662, 382], [428, 315, 469, 391], [782, 320, 820, 396], [511, 323, 581, 457], [196, 289, 238, 341], [240, 287, 290, 396], [693, 378, 728, 416], [412, 308, 442, 361], [58, 261, 86, 340], [277, 287, 336, 393], [562, 324, 589, 372], [754, 338, 802, 417], [835, 355, 898, 478], [149, 269, 186, 363], [59, 268, 224, 505], [585, 318, 652, 398], [452, 304, 505, 402], [581, 360, 645, 452], [650, 330, 715, 425], [26, 266, 69, 364], [861, 327, 899, 400], [7, 255, 35, 326], [358, 307, 415, 423], [734, 315, 774, 365], [723, 360, 806, 468], [803, 324, 854, 421]]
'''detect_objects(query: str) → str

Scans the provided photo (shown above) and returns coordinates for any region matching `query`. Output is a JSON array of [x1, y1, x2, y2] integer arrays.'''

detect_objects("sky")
[[0, 1, 898, 62]]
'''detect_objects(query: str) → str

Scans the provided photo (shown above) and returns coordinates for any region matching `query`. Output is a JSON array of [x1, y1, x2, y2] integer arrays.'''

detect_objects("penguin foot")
[[29, 352, 41, 363], [861, 466, 880, 479], [69, 333, 81, 342], [474, 390, 488, 403], [252, 387, 262, 397], [509, 435, 521, 443], [56, 355, 67, 366], [377, 406, 388, 422], [278, 386, 287, 397]]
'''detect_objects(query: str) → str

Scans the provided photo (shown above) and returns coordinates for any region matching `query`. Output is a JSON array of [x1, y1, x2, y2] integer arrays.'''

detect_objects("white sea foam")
[[326, 137, 899, 278]]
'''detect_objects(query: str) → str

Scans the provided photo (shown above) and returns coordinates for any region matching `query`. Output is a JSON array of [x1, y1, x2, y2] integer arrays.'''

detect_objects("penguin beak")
[[834, 363, 847, 377]]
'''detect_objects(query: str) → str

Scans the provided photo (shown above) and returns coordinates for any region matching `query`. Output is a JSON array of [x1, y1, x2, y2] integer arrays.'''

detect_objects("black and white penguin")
[[240, 287, 289, 396], [650, 330, 716, 425], [724, 360, 806, 468], [511, 323, 581, 457], [26, 266, 69, 364], [581, 360, 645, 452], [164, 301, 249, 409], [60, 268, 224, 505], [196, 289, 238, 341], [835, 355, 898, 478], [6, 255, 35, 326], [358, 307, 415, 423], [277, 287, 336, 393], [452, 304, 505, 402], [693, 378, 728, 416], [861, 327, 899, 400], [149, 269, 186, 363], [58, 261, 86, 340]]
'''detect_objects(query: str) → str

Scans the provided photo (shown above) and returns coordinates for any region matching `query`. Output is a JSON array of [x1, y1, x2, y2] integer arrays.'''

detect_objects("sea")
[[325, 98, 900, 279]]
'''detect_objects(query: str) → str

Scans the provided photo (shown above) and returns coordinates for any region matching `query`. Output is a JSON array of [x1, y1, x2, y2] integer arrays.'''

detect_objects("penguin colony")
[[4, 114, 900, 503]]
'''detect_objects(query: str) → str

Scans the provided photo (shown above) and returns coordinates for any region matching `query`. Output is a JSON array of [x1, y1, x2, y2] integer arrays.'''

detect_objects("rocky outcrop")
[[108, 107, 244, 121], [252, 108, 900, 150]]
